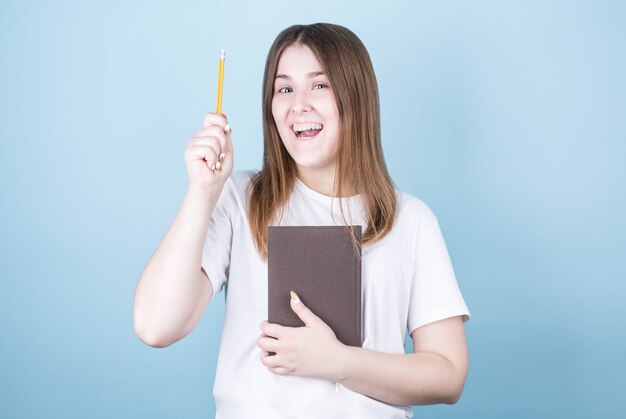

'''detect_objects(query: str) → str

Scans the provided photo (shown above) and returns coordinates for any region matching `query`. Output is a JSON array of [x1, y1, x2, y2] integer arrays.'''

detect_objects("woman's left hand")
[[258, 293, 347, 381]]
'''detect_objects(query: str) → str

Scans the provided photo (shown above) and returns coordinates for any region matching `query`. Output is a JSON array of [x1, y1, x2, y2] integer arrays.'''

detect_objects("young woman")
[[134, 23, 470, 418]]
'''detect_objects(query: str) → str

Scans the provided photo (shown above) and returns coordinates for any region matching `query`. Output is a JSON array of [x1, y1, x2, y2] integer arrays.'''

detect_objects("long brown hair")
[[248, 23, 397, 259]]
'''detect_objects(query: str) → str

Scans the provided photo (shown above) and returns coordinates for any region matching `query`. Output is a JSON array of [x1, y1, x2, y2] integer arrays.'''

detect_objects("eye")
[[277, 86, 292, 93], [313, 83, 328, 90]]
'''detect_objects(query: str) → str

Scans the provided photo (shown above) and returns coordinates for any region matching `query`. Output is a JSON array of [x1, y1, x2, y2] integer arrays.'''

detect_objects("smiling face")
[[271, 44, 341, 185]]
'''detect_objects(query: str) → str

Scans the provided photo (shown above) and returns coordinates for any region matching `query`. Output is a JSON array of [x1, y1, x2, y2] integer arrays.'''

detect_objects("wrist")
[[183, 182, 224, 219], [187, 181, 223, 198], [332, 343, 354, 383]]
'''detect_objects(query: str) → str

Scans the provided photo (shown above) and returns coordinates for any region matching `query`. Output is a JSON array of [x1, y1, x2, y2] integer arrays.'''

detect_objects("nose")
[[291, 91, 312, 114]]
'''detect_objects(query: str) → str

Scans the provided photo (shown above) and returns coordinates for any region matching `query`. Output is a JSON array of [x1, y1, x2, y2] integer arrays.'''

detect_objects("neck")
[[296, 166, 356, 197]]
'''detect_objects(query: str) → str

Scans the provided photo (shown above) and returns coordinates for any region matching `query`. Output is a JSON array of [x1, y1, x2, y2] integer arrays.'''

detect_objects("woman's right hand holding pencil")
[[184, 112, 234, 189]]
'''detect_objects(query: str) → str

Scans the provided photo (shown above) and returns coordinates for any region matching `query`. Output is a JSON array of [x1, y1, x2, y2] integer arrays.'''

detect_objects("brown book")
[[268, 225, 362, 347]]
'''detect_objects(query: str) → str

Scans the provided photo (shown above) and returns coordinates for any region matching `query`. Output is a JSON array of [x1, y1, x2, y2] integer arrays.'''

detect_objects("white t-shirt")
[[201, 170, 470, 419]]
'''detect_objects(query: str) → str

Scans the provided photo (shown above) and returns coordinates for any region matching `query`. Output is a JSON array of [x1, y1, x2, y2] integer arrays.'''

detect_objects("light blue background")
[[1, 0, 624, 417]]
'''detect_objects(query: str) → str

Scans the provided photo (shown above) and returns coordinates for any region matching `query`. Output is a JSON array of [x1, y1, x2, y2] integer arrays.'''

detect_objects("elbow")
[[135, 327, 173, 348], [408, 371, 466, 406], [133, 309, 176, 348], [443, 371, 467, 405], [428, 356, 466, 405], [443, 351, 468, 405], [134, 321, 172, 348], [445, 387, 463, 405]]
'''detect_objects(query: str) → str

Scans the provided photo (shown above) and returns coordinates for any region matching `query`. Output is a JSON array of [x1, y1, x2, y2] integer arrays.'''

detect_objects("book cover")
[[267, 225, 362, 347]]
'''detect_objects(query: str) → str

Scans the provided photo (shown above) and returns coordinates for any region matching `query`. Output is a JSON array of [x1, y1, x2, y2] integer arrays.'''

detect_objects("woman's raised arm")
[[133, 113, 233, 347]]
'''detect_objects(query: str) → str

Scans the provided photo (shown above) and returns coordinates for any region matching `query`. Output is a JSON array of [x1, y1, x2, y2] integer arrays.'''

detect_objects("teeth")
[[292, 123, 323, 133]]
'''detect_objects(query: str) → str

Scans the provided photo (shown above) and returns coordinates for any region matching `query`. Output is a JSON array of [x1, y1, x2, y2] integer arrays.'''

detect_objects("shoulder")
[[222, 170, 258, 197], [227, 170, 258, 189], [395, 190, 439, 227], [216, 170, 258, 212], [392, 190, 441, 249]]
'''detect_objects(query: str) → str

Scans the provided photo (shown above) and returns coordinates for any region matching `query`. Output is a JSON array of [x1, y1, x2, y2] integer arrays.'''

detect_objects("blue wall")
[[1, 1, 624, 417]]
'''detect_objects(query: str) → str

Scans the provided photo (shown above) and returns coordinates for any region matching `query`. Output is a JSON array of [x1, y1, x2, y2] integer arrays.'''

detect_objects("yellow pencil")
[[216, 49, 225, 114]]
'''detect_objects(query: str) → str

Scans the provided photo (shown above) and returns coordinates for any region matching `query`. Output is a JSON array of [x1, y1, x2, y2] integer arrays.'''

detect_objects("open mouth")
[[292, 123, 323, 140]]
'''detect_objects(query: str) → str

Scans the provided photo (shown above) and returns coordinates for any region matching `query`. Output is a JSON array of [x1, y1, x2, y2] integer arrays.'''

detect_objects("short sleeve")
[[200, 179, 235, 299], [407, 215, 470, 334]]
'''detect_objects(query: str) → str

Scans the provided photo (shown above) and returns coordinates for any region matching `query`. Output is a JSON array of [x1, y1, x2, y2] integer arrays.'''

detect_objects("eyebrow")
[[275, 71, 325, 80]]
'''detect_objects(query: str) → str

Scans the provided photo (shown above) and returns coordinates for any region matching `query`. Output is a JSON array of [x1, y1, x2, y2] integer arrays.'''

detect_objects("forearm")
[[335, 346, 466, 406], [133, 184, 221, 346]]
